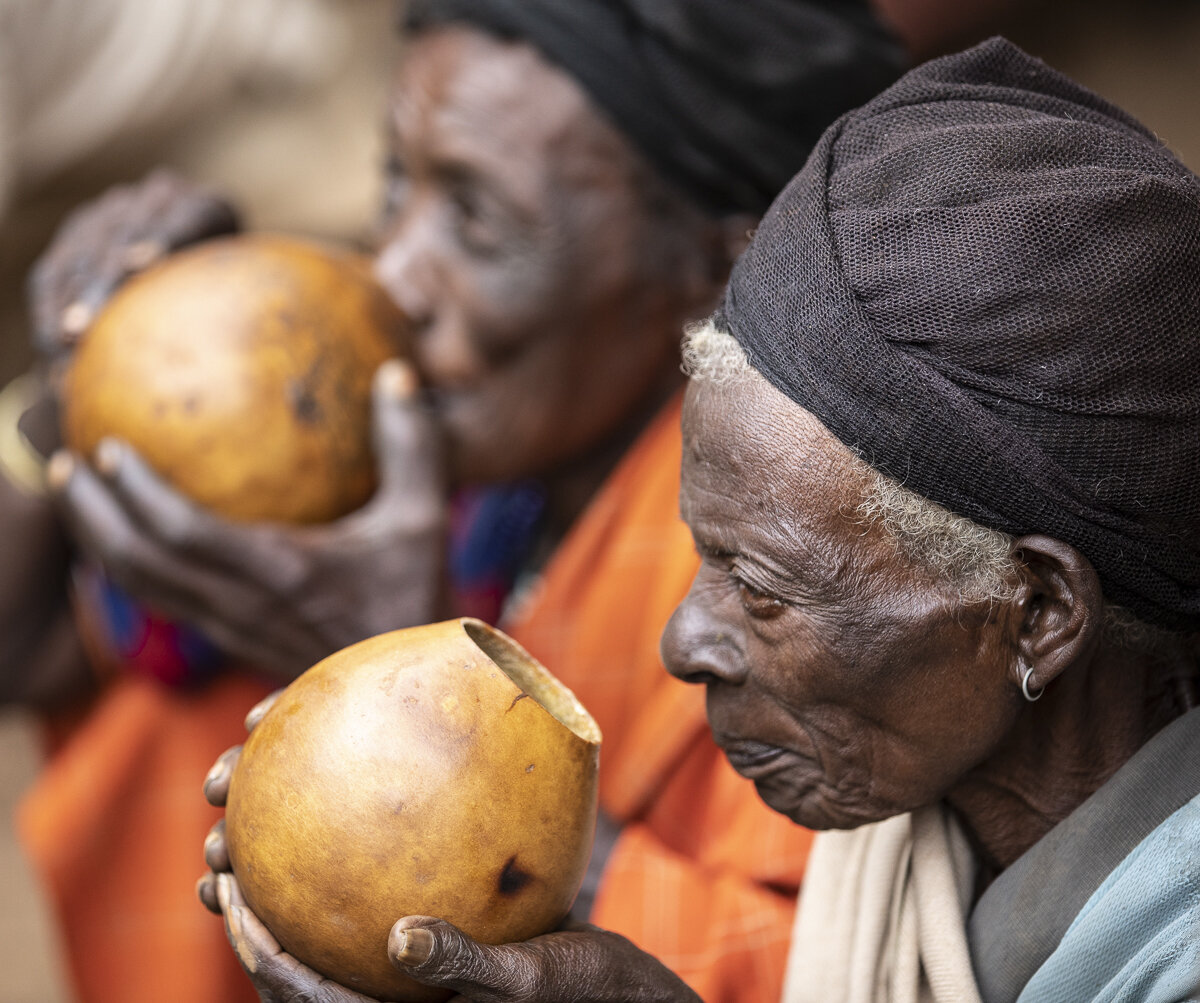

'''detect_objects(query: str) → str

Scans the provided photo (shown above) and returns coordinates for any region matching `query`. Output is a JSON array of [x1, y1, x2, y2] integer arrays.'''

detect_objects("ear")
[[1008, 534, 1105, 695]]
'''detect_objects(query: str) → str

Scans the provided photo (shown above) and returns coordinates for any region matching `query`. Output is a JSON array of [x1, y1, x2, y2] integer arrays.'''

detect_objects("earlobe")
[[1009, 534, 1105, 697]]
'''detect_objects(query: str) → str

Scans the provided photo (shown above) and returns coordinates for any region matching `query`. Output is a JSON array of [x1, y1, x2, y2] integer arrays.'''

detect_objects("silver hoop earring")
[[1020, 661, 1044, 702]]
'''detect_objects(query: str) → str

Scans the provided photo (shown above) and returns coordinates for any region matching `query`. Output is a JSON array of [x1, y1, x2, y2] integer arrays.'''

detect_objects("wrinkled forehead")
[[389, 25, 617, 177], [680, 372, 872, 523]]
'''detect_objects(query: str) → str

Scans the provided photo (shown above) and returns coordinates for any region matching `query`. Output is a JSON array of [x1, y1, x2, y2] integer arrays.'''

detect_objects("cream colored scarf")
[[782, 804, 983, 1003]]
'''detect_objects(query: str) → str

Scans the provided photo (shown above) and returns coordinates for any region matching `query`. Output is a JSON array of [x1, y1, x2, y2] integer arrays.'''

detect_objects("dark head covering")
[[402, 0, 906, 216], [720, 37, 1200, 631]]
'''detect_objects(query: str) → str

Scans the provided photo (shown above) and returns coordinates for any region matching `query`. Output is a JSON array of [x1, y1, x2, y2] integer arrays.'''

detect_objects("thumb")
[[388, 917, 537, 1001], [368, 360, 444, 512]]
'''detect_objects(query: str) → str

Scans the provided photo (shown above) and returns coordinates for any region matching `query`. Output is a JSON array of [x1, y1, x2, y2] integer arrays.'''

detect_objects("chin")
[[755, 778, 890, 832]]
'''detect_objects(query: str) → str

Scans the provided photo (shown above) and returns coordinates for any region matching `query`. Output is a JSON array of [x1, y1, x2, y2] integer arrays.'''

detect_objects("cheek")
[[730, 615, 1017, 829]]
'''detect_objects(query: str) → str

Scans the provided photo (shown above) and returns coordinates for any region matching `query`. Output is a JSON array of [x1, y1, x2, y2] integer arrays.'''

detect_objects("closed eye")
[[732, 573, 787, 620]]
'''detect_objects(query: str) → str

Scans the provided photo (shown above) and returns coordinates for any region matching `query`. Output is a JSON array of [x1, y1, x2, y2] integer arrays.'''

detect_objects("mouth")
[[718, 738, 788, 775]]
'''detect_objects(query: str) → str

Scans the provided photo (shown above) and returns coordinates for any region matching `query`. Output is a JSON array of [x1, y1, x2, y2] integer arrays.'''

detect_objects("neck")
[[946, 637, 1199, 884]]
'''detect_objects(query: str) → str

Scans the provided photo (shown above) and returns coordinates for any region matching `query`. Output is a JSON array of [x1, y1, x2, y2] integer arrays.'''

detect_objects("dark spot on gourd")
[[288, 381, 322, 424], [507, 692, 530, 712], [498, 856, 533, 896], [525, 763, 535, 773]]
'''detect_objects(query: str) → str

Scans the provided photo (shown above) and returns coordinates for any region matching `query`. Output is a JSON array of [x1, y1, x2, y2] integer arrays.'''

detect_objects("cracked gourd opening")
[[462, 619, 601, 745]]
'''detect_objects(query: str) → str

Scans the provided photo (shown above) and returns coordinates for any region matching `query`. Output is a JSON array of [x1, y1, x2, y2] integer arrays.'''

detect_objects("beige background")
[[1, 1, 1197, 1000]]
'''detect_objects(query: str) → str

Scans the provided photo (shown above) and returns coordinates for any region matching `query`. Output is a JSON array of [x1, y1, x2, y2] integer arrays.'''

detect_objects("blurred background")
[[0, 0, 1196, 1000]]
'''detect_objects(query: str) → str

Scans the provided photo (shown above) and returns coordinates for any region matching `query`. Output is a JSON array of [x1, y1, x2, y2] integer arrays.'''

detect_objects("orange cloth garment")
[[18, 671, 271, 1003], [505, 393, 814, 1003]]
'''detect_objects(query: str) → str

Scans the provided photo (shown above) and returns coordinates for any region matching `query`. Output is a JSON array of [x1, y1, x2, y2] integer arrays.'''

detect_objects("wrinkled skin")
[[20, 25, 735, 685], [661, 371, 1196, 874], [198, 695, 700, 1003]]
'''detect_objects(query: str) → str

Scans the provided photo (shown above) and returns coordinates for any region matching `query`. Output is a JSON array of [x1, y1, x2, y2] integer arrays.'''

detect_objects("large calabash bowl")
[[224, 618, 602, 1002], [62, 232, 407, 524]]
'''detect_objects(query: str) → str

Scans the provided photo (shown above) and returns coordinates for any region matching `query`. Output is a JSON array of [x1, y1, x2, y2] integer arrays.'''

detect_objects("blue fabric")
[[447, 481, 547, 624], [1017, 795, 1200, 1003]]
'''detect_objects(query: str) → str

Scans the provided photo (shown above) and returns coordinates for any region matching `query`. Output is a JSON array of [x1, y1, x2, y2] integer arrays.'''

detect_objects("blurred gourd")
[[62, 233, 407, 523], [224, 618, 601, 1002]]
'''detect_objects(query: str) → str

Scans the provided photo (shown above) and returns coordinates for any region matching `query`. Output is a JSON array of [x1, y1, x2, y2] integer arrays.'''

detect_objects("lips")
[[718, 738, 787, 775]]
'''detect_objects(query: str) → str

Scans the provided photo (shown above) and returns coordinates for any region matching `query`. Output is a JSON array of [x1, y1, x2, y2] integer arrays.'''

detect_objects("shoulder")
[[1019, 795, 1200, 1003]]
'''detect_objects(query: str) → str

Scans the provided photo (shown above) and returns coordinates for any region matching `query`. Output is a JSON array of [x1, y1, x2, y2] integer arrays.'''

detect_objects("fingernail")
[[203, 829, 220, 854], [45, 451, 74, 490], [60, 302, 93, 337], [216, 871, 232, 910], [378, 359, 418, 400], [392, 927, 434, 966], [94, 438, 123, 476], [203, 761, 224, 790]]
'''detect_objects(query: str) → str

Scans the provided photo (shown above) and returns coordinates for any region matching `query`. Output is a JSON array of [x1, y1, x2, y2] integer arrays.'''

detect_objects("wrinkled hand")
[[48, 362, 447, 681], [214, 872, 379, 1003], [198, 690, 279, 912], [28, 168, 239, 362], [209, 871, 699, 1003]]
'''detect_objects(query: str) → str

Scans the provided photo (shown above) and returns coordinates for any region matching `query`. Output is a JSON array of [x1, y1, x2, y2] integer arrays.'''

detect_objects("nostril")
[[679, 667, 724, 687], [662, 601, 744, 686]]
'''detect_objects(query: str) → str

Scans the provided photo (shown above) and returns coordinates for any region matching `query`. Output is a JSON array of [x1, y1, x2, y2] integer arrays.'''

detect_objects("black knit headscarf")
[[720, 37, 1200, 631], [402, 0, 906, 217]]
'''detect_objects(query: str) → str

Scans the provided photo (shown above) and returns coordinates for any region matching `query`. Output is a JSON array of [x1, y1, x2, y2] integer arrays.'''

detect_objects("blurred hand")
[[28, 168, 239, 363], [209, 871, 699, 1003], [0, 372, 92, 707], [49, 361, 447, 681]]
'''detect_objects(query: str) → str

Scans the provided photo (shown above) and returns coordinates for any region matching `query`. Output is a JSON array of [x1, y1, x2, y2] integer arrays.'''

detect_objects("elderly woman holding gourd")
[[202, 38, 1199, 1003]]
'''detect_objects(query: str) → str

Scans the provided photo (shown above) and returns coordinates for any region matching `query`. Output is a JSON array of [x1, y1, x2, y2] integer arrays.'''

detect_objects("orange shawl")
[[19, 671, 270, 1003]]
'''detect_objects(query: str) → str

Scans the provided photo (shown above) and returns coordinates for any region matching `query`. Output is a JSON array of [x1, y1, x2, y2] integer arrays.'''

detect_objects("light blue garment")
[[1017, 794, 1200, 1003]]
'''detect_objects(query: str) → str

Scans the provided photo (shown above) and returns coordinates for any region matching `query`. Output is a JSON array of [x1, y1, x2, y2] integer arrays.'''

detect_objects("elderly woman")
[[202, 37, 1199, 1003], [5, 2, 903, 1002]]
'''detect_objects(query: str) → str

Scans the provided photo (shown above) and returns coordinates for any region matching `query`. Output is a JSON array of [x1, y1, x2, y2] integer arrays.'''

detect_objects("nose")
[[374, 208, 482, 388], [661, 577, 748, 687], [373, 207, 438, 339]]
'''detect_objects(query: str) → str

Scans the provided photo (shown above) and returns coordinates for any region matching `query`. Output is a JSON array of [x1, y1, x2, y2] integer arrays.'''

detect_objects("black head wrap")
[[720, 37, 1200, 631], [402, 0, 906, 216]]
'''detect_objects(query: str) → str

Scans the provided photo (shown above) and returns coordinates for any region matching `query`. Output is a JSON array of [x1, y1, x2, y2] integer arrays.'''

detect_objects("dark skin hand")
[[28, 167, 239, 366], [48, 361, 446, 682], [199, 694, 700, 1003]]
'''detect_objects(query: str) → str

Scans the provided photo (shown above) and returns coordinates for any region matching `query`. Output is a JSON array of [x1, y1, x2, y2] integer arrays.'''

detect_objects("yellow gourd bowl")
[[224, 619, 601, 1001], [62, 233, 407, 523]]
